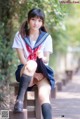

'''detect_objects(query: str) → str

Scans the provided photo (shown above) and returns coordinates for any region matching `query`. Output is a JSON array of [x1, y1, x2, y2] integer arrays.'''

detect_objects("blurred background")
[[0, 0, 80, 109]]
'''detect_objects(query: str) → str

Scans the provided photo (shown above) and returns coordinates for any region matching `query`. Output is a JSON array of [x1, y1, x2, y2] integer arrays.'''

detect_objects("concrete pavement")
[[51, 74, 80, 119]]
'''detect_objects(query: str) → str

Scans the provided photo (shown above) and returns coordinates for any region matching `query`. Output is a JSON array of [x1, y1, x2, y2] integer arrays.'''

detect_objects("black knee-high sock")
[[41, 103, 52, 119], [17, 74, 32, 101]]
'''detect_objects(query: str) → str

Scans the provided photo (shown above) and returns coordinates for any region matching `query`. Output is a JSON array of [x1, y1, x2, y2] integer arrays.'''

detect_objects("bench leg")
[[51, 86, 57, 98], [35, 88, 42, 119]]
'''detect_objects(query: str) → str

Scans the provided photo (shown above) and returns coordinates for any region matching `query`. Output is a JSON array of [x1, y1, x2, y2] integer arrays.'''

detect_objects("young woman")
[[12, 8, 55, 119]]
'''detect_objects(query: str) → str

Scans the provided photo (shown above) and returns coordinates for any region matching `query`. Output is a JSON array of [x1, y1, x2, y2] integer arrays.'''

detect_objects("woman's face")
[[28, 17, 43, 31]]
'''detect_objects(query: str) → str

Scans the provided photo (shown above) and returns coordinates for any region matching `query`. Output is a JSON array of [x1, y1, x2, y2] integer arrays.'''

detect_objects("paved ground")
[[51, 74, 80, 119]]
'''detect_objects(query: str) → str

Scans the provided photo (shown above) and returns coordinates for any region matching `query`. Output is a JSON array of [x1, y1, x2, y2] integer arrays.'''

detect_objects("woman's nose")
[[34, 20, 38, 25]]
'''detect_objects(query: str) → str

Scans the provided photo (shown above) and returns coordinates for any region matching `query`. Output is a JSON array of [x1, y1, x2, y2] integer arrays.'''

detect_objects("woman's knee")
[[27, 60, 37, 71], [38, 92, 50, 104], [20, 60, 37, 76]]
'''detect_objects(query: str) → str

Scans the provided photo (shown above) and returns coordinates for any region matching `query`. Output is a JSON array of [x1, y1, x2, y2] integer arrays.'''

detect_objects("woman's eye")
[[38, 19, 42, 22], [31, 18, 35, 20], [31, 18, 42, 22]]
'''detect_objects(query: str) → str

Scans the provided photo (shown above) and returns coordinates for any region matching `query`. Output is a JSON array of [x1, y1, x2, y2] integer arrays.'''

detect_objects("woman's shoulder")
[[14, 31, 23, 41], [15, 31, 21, 37], [41, 30, 52, 38], [47, 34, 52, 39], [40, 31, 52, 44]]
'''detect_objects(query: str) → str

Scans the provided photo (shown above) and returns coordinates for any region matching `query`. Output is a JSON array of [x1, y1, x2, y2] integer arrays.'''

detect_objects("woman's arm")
[[16, 48, 27, 65], [42, 51, 50, 63]]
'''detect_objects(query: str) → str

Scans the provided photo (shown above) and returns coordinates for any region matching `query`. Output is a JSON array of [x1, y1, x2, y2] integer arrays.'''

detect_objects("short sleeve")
[[12, 32, 23, 49], [44, 35, 53, 53]]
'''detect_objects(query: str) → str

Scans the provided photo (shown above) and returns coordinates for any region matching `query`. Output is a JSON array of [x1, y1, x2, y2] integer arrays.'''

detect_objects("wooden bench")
[[9, 109, 27, 119], [9, 82, 56, 119], [9, 82, 41, 119]]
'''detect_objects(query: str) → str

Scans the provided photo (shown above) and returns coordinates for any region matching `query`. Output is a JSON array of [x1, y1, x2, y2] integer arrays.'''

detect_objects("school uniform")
[[12, 30, 55, 89]]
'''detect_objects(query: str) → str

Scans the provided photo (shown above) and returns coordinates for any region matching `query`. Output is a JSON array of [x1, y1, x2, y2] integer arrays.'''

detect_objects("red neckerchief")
[[24, 31, 49, 61], [26, 45, 41, 60]]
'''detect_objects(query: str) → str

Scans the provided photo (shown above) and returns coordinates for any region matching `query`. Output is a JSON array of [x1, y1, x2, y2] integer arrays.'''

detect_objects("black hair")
[[20, 8, 47, 39], [28, 8, 45, 23]]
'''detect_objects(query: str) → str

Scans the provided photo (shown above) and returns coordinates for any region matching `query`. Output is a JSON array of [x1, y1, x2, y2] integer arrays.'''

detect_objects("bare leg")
[[37, 78, 52, 119]]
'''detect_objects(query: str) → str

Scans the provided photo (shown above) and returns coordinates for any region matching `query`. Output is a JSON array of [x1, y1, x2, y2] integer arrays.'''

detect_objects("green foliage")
[[43, 0, 68, 53], [63, 4, 80, 47], [0, 0, 17, 82], [0, 22, 13, 81]]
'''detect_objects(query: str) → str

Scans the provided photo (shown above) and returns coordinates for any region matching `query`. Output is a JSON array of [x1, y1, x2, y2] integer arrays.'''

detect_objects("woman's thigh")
[[37, 77, 51, 104]]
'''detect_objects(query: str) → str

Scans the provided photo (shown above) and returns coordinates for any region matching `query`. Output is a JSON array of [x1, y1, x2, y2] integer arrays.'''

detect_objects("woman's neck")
[[29, 29, 40, 41], [29, 29, 40, 36]]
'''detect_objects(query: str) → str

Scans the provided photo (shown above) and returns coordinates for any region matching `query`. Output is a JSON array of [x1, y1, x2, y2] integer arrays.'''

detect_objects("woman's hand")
[[36, 50, 44, 59], [36, 50, 50, 63]]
